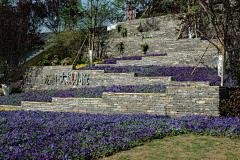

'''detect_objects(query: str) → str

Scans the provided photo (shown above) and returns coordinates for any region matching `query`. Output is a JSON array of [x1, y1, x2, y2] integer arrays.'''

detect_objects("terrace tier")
[[92, 37, 218, 61]]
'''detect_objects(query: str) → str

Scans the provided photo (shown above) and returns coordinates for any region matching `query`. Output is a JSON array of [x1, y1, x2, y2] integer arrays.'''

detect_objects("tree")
[[41, 0, 84, 35], [42, 27, 88, 62], [0, 0, 12, 11], [0, 0, 48, 84], [162, 0, 240, 86], [42, 0, 62, 34], [41, 0, 127, 66], [56, 0, 83, 32], [39, 0, 90, 63], [66, 0, 126, 59], [80, 0, 126, 56], [108, 0, 126, 23]]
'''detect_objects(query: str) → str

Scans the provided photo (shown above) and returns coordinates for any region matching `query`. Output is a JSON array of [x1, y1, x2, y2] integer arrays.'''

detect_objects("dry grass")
[[102, 133, 240, 160]]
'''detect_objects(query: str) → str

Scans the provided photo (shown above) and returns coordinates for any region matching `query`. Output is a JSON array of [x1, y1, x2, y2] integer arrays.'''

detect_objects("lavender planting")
[[76, 65, 236, 87], [0, 83, 188, 106], [101, 53, 167, 64], [0, 111, 239, 159]]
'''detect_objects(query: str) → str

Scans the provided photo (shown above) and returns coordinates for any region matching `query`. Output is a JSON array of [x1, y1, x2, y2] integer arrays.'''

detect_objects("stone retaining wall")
[[84, 36, 218, 60], [95, 47, 218, 68], [0, 86, 230, 117], [21, 65, 212, 93]]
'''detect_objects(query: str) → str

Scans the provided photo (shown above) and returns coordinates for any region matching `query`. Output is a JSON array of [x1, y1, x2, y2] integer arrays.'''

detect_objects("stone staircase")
[[19, 43, 56, 66], [86, 13, 218, 69]]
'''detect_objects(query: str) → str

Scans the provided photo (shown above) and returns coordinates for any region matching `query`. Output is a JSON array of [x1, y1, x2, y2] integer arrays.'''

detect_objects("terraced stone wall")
[[96, 38, 219, 68], [21, 65, 211, 93], [96, 47, 218, 68], [1, 86, 232, 117]]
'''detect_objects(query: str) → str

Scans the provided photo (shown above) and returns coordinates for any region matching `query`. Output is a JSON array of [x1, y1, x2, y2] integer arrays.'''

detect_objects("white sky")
[[7, 0, 139, 33]]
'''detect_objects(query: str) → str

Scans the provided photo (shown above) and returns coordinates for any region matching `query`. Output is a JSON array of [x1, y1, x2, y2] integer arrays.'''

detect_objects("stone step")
[[107, 20, 182, 39], [94, 37, 219, 58], [107, 13, 185, 36], [95, 47, 218, 68]]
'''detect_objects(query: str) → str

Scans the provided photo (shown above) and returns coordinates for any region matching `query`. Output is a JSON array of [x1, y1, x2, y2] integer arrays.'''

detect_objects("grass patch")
[[103, 133, 240, 160]]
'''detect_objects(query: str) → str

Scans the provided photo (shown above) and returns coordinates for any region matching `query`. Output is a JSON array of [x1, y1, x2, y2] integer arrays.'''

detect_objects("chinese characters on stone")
[[44, 72, 89, 86]]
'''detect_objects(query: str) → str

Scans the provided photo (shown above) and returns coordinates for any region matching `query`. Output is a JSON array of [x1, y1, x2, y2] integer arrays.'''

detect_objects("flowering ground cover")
[[0, 83, 188, 106], [0, 111, 239, 159], [76, 65, 236, 87], [99, 53, 167, 64]]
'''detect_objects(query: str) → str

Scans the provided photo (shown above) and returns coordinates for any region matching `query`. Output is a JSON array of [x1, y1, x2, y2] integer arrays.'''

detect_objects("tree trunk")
[[93, 0, 98, 58], [89, 0, 92, 57]]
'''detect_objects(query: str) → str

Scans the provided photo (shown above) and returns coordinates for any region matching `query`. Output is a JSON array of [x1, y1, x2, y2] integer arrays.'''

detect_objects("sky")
[[7, 0, 139, 33]]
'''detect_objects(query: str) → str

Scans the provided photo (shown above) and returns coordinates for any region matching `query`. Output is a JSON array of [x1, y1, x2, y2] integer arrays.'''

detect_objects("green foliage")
[[38, 59, 50, 67], [141, 43, 149, 51], [10, 86, 23, 94], [56, 0, 82, 31], [49, 55, 61, 66], [120, 28, 127, 37], [43, 29, 87, 62], [80, 54, 90, 64], [137, 24, 143, 32], [143, 37, 153, 39], [116, 42, 124, 51], [219, 88, 240, 118], [60, 57, 73, 65], [228, 66, 240, 87], [116, 24, 122, 32], [75, 57, 82, 64]]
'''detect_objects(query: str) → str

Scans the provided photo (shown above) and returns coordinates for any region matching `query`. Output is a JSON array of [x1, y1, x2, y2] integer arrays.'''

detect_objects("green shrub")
[[74, 57, 81, 65], [11, 86, 23, 94], [219, 88, 240, 118], [120, 28, 127, 37], [80, 54, 89, 64]]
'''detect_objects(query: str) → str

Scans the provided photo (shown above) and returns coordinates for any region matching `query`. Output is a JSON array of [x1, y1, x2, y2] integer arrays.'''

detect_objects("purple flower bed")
[[76, 65, 236, 87], [0, 111, 239, 159], [101, 53, 167, 64], [0, 83, 188, 106]]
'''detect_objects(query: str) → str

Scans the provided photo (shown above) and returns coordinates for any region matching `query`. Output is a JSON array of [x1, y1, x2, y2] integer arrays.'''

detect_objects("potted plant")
[[140, 43, 148, 51], [60, 57, 73, 66], [116, 42, 124, 52], [120, 28, 127, 37], [137, 24, 143, 32], [116, 24, 122, 32]]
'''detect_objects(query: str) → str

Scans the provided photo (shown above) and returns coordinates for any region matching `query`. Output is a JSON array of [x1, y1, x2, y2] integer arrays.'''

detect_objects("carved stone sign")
[[44, 71, 89, 86]]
